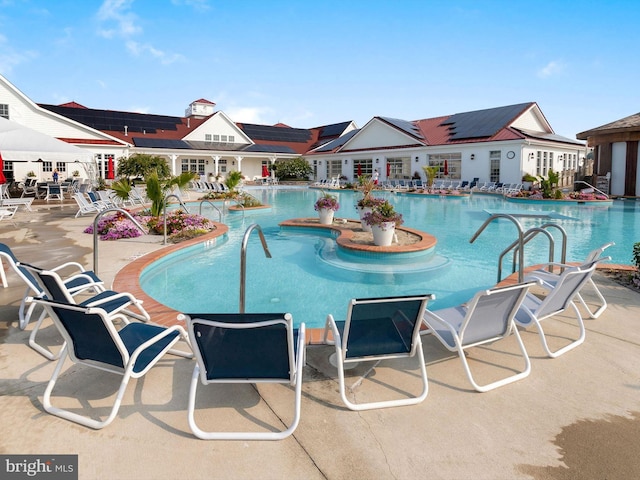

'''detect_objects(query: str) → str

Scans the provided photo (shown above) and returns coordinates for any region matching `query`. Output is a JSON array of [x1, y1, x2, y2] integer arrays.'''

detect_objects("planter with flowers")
[[363, 200, 404, 246], [314, 192, 340, 224], [355, 176, 382, 231]]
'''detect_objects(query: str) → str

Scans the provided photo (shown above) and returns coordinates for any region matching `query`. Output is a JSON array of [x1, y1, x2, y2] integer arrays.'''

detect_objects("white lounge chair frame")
[[525, 242, 613, 319], [323, 294, 433, 410], [32, 297, 192, 429], [515, 259, 604, 358], [422, 282, 536, 392], [183, 312, 306, 440]]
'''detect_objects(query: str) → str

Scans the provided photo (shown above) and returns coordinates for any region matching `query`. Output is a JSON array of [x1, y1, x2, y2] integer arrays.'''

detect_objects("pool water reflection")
[[140, 188, 635, 328]]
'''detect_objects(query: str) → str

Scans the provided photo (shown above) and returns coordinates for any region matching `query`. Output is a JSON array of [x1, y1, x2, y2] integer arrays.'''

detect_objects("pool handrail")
[[93, 208, 147, 275], [240, 223, 272, 313]]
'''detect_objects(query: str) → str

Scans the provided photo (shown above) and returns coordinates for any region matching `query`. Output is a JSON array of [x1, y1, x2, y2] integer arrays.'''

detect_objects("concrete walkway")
[[1, 201, 639, 480]]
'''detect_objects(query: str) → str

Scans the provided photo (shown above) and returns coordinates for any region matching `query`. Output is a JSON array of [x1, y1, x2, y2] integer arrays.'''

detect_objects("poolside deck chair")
[[72, 193, 108, 217], [323, 294, 433, 410], [422, 282, 536, 392], [181, 312, 306, 440], [20, 178, 38, 197], [44, 183, 63, 202], [0, 243, 105, 359], [31, 297, 192, 429], [0, 205, 18, 225], [22, 263, 150, 323], [514, 259, 604, 358], [525, 242, 613, 318]]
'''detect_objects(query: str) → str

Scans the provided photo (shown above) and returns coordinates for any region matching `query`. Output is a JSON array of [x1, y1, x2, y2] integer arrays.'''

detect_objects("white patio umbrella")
[[0, 116, 90, 162]]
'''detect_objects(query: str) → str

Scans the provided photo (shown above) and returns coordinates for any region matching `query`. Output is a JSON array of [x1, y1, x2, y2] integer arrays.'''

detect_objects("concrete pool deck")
[[1, 201, 639, 480]]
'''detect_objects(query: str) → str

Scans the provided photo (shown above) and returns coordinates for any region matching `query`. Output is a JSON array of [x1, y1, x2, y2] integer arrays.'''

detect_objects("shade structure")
[[357, 163, 362, 176], [386, 162, 391, 177], [107, 157, 115, 180], [0, 117, 89, 163], [444, 159, 449, 176], [262, 164, 269, 177], [0, 152, 6, 184]]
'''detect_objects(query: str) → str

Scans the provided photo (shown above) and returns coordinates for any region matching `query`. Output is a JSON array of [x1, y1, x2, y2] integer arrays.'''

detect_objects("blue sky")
[[1, 0, 638, 139]]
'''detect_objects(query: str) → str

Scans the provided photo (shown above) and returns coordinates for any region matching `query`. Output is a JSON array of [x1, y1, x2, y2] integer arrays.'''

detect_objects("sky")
[[1, 0, 639, 140]]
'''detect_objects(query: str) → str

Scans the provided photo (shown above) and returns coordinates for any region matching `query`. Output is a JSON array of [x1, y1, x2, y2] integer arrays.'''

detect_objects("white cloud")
[[126, 40, 184, 65], [170, 0, 211, 12], [0, 34, 37, 74], [96, 0, 141, 38], [537, 60, 565, 79], [226, 106, 274, 124]]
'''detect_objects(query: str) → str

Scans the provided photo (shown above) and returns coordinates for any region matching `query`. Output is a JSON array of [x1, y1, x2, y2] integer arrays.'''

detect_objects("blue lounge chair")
[[181, 312, 306, 440], [31, 297, 192, 429], [323, 294, 433, 410], [422, 282, 536, 392], [0, 243, 105, 359]]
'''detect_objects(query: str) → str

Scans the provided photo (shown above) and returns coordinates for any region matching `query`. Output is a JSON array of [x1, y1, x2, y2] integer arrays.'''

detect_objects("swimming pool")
[[140, 188, 635, 328]]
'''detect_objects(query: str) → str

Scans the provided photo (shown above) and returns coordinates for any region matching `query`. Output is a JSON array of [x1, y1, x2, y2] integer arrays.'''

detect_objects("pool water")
[[140, 188, 636, 328]]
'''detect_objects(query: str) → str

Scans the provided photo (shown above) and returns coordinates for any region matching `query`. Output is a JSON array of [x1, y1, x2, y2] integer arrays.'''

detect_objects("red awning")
[[107, 157, 115, 180], [0, 152, 6, 184]]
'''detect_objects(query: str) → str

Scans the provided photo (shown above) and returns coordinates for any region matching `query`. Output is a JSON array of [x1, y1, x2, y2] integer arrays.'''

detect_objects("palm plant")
[[146, 170, 196, 217]]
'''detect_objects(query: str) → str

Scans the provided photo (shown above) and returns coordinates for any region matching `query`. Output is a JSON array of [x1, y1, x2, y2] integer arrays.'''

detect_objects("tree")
[[146, 170, 196, 217], [273, 157, 312, 180], [117, 153, 171, 179], [225, 171, 243, 192]]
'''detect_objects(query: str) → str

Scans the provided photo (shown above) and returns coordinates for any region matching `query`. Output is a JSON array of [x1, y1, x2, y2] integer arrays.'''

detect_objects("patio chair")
[[0, 243, 105, 359], [422, 282, 536, 392], [181, 312, 306, 440], [22, 263, 150, 324], [20, 178, 38, 197], [0, 204, 18, 225], [323, 294, 433, 410], [72, 192, 108, 217], [45, 182, 63, 202], [524, 242, 613, 319], [514, 259, 604, 358], [31, 297, 192, 429]]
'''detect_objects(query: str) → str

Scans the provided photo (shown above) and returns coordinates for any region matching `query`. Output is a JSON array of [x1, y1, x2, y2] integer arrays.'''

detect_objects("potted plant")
[[363, 200, 404, 246], [314, 192, 340, 224], [72, 170, 80, 178], [355, 176, 382, 231]]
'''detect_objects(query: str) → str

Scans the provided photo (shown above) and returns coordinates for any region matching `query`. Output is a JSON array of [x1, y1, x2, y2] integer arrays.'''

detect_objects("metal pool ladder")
[[470, 214, 567, 283], [239, 223, 271, 313]]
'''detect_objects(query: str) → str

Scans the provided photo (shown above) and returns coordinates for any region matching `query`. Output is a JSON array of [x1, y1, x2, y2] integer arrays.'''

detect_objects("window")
[[387, 156, 412, 179], [427, 153, 461, 179], [2, 160, 13, 180], [182, 158, 205, 176], [205, 134, 212, 142], [0, 104, 8, 119], [489, 151, 501, 182], [213, 134, 220, 142], [221, 135, 228, 143], [326, 159, 342, 179], [228, 135, 235, 143], [56, 162, 66, 174], [42, 161, 53, 173], [219, 158, 227, 173], [536, 152, 541, 176], [353, 159, 373, 178]]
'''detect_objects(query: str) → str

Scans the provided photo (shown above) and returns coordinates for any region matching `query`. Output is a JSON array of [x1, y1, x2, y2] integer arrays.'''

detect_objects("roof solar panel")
[[379, 117, 424, 139], [133, 138, 190, 149], [240, 124, 311, 143], [246, 144, 297, 154], [40, 104, 181, 132], [441, 103, 530, 140], [314, 129, 359, 152], [319, 121, 351, 138]]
